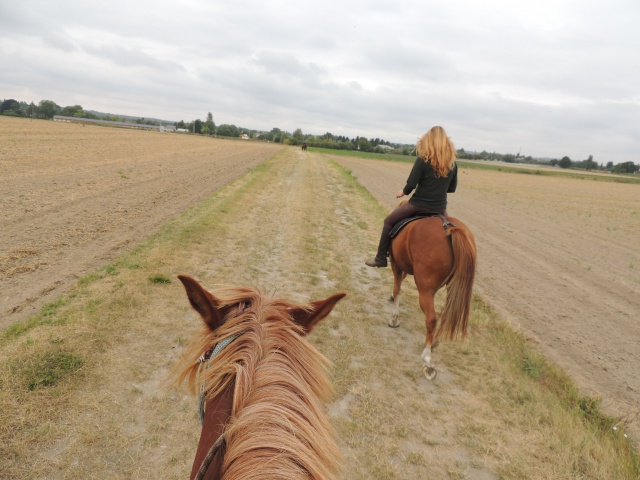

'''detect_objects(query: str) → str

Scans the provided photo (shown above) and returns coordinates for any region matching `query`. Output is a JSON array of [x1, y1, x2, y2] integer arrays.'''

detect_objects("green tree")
[[612, 161, 638, 174], [217, 124, 240, 137], [0, 99, 20, 115], [61, 105, 84, 117], [37, 100, 59, 119], [291, 128, 304, 145], [358, 137, 372, 152], [558, 156, 572, 169], [193, 119, 203, 134], [205, 112, 215, 135], [579, 155, 597, 171]]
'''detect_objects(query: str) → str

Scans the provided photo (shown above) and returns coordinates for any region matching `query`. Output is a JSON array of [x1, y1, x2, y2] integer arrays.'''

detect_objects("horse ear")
[[178, 275, 224, 331], [290, 292, 346, 334]]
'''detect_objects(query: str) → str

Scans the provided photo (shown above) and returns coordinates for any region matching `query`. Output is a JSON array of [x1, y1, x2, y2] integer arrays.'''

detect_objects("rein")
[[194, 300, 247, 480]]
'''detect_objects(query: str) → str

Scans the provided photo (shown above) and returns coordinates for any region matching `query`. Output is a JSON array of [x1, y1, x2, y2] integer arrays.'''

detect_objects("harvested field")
[[331, 153, 640, 438], [0, 116, 283, 328]]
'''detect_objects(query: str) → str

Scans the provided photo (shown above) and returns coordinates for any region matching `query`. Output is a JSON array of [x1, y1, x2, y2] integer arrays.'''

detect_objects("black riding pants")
[[383, 202, 445, 228]]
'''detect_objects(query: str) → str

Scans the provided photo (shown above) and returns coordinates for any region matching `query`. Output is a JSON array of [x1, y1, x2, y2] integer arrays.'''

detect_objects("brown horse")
[[301, 143, 308, 151], [388, 211, 476, 379], [171, 275, 345, 480]]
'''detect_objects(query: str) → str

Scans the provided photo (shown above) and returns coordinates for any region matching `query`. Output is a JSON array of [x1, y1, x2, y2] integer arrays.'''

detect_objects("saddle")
[[389, 212, 456, 239]]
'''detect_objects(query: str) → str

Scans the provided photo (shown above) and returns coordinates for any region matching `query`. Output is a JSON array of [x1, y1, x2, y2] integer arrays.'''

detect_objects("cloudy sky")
[[1, 0, 639, 164]]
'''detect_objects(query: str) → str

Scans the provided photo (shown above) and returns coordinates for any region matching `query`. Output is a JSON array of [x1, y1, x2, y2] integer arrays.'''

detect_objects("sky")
[[1, 0, 639, 164]]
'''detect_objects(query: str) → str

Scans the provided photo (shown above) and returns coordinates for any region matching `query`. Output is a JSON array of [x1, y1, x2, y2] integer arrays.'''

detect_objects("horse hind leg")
[[418, 289, 438, 380], [389, 262, 406, 328]]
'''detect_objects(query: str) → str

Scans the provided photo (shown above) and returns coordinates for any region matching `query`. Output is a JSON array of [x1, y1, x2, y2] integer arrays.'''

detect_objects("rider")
[[365, 126, 458, 268]]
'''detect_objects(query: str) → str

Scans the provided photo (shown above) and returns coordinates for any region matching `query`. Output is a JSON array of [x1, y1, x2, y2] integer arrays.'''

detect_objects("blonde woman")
[[365, 126, 458, 267]]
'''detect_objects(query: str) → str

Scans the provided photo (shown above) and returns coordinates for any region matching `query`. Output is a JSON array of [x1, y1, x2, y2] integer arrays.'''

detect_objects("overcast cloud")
[[1, 0, 639, 163]]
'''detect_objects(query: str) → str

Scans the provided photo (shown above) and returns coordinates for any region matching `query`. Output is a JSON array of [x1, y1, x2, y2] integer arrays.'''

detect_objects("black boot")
[[365, 225, 391, 267]]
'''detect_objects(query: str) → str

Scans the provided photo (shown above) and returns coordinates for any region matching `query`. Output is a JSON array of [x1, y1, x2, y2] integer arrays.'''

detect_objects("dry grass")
[[0, 147, 638, 479]]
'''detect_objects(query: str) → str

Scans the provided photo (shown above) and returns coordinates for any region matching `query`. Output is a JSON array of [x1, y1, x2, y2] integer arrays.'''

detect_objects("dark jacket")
[[403, 157, 458, 211]]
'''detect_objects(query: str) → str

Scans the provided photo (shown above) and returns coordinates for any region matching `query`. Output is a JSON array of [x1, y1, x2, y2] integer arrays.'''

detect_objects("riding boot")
[[365, 225, 392, 267]]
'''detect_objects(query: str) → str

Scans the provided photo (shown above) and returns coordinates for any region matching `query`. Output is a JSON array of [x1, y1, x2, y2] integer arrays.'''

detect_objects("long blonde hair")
[[415, 126, 456, 178]]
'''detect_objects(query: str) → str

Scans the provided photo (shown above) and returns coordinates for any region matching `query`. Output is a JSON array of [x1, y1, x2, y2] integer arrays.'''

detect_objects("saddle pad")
[[389, 212, 444, 238]]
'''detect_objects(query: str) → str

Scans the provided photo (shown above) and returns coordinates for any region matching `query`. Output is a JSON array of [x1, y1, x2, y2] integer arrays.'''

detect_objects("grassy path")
[[1, 148, 637, 479]]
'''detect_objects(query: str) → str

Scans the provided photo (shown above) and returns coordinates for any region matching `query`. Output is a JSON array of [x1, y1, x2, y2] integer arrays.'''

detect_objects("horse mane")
[[171, 285, 341, 480]]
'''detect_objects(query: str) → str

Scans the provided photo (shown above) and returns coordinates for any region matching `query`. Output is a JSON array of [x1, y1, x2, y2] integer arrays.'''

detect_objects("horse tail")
[[436, 224, 477, 341]]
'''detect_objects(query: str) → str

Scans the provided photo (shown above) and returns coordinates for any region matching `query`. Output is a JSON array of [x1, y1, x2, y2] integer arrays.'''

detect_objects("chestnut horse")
[[388, 212, 476, 379], [171, 275, 345, 480]]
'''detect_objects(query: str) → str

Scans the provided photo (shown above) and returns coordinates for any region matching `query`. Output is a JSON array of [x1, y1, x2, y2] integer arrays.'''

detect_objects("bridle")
[[194, 301, 248, 480]]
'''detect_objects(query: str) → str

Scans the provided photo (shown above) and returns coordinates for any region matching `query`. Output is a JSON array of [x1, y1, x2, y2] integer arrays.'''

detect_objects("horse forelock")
[[172, 285, 340, 480]]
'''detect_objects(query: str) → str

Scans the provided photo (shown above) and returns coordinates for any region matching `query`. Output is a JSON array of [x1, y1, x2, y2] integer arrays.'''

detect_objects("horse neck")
[[191, 381, 234, 480]]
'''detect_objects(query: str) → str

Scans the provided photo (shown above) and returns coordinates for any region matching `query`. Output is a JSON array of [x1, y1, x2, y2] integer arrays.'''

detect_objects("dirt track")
[[332, 155, 640, 434], [0, 117, 283, 329]]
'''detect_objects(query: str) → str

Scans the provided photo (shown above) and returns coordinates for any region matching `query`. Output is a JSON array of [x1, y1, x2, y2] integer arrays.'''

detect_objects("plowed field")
[[0, 116, 283, 329]]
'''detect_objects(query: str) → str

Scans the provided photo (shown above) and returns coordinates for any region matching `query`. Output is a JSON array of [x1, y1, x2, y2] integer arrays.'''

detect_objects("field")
[[0, 116, 282, 329], [1, 117, 639, 479]]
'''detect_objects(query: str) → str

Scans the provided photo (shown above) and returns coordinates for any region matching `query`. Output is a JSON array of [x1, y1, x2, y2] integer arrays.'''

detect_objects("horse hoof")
[[388, 319, 400, 328], [423, 365, 437, 380], [389, 295, 394, 302]]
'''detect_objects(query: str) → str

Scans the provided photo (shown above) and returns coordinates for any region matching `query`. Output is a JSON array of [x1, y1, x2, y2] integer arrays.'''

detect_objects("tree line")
[[3, 96, 638, 172], [456, 149, 639, 174]]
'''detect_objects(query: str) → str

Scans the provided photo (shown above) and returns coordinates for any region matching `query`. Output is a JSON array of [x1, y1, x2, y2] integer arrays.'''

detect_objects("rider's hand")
[[396, 189, 405, 198]]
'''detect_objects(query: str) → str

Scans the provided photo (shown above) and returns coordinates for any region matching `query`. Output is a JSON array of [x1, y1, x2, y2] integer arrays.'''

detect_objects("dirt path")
[[0, 117, 283, 329], [331, 155, 640, 433]]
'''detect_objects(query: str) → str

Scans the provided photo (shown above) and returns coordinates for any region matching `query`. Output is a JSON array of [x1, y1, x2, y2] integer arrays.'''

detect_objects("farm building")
[[53, 115, 174, 132]]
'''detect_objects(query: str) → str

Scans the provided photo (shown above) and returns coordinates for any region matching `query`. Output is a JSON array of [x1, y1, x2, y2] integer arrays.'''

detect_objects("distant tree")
[[584, 155, 596, 170], [612, 161, 638, 174], [37, 99, 59, 119], [0, 99, 20, 115], [558, 156, 572, 168], [358, 137, 372, 152], [503, 153, 516, 163], [606, 161, 614, 169], [193, 119, 203, 134], [549, 159, 559, 167], [575, 155, 597, 171], [205, 112, 215, 135], [61, 105, 84, 117], [291, 128, 304, 145], [175, 120, 186, 129], [216, 124, 240, 137]]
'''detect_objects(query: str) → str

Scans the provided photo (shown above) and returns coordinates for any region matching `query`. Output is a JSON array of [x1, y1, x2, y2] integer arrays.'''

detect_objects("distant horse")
[[388, 208, 476, 379], [302, 143, 308, 151], [171, 275, 345, 480]]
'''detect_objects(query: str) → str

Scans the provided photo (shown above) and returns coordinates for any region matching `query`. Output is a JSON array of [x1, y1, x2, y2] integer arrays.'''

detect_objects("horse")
[[388, 208, 476, 379], [171, 275, 346, 480], [301, 143, 308, 151]]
